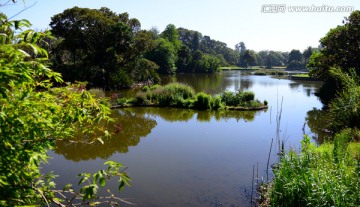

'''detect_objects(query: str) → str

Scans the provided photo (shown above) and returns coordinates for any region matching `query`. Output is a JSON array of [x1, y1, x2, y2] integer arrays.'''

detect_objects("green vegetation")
[[291, 73, 310, 78], [115, 83, 267, 110], [269, 133, 360, 207], [253, 70, 288, 76], [308, 11, 360, 104], [0, 14, 130, 206], [48, 6, 317, 89], [261, 11, 360, 207]]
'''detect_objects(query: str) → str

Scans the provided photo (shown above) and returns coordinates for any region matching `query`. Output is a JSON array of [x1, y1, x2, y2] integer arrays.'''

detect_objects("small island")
[[112, 82, 268, 111]]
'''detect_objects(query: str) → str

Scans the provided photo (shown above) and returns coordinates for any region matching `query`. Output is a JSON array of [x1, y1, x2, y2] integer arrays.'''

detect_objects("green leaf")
[[99, 177, 106, 187], [118, 180, 125, 192], [63, 183, 72, 191]]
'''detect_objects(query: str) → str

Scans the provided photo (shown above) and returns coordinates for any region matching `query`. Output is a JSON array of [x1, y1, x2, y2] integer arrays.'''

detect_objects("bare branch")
[[7, 1, 37, 21]]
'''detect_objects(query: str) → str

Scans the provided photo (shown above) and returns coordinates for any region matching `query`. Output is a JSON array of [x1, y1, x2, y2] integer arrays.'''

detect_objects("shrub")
[[163, 82, 195, 99], [88, 88, 105, 98], [194, 92, 213, 110], [242, 91, 255, 102], [212, 95, 224, 110], [221, 91, 237, 106], [141, 85, 150, 92], [117, 98, 128, 106], [135, 92, 147, 105]]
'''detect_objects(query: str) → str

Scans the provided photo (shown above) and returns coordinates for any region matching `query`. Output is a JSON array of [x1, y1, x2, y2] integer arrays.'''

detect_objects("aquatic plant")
[[269, 133, 360, 207], [116, 82, 266, 111]]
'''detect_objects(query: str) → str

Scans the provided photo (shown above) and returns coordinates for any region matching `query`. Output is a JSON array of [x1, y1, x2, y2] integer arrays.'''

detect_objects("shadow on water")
[[306, 108, 332, 144]]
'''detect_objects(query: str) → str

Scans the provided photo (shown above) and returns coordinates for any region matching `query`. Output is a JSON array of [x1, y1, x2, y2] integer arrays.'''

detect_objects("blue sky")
[[2, 0, 359, 52]]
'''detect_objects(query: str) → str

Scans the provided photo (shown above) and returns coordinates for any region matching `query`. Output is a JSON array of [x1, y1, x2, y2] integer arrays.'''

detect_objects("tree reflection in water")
[[54, 109, 157, 161], [54, 107, 263, 161], [306, 108, 332, 144]]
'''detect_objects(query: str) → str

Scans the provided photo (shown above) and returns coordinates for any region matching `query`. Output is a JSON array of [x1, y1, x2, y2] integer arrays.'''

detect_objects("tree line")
[[48, 7, 315, 90]]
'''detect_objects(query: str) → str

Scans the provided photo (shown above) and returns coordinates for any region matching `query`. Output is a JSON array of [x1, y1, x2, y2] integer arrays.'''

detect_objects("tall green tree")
[[161, 24, 182, 51], [50, 7, 157, 89], [242, 49, 257, 67], [303, 46, 314, 67], [287, 49, 303, 70], [146, 38, 177, 74], [309, 11, 360, 103], [176, 45, 192, 73]]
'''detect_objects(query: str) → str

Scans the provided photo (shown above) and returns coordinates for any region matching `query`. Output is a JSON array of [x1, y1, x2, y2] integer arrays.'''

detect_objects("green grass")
[[253, 70, 288, 76], [220, 66, 262, 70], [268, 131, 360, 207], [115, 83, 267, 111], [291, 73, 310, 78]]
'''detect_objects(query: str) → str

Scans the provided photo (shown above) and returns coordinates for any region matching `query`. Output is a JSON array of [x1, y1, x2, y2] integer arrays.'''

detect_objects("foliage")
[[287, 49, 304, 70], [329, 68, 360, 132], [50, 7, 158, 89], [117, 83, 264, 111], [241, 50, 257, 68], [0, 15, 129, 206], [220, 91, 255, 106], [194, 92, 213, 110], [145, 37, 177, 74], [308, 11, 360, 103], [270, 134, 360, 207], [178, 27, 239, 66]]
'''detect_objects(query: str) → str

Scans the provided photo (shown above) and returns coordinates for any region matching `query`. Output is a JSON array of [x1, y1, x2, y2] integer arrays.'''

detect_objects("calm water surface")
[[43, 71, 324, 207]]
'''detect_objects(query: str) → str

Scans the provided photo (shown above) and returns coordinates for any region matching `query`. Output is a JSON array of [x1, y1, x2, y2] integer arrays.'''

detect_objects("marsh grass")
[[253, 70, 288, 76], [269, 132, 360, 207], [116, 82, 266, 110]]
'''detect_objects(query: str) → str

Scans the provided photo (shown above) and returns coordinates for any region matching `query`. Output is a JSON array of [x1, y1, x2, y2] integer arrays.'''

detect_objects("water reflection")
[[54, 107, 264, 162], [306, 108, 332, 144], [46, 71, 324, 207], [129, 107, 261, 122], [289, 81, 321, 97], [54, 109, 157, 161]]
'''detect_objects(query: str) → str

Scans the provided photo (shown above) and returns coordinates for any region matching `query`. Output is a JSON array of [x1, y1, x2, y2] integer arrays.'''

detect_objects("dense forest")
[[48, 7, 315, 89]]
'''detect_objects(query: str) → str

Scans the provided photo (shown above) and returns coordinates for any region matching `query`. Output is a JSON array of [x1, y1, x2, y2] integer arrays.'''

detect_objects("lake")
[[42, 70, 324, 207]]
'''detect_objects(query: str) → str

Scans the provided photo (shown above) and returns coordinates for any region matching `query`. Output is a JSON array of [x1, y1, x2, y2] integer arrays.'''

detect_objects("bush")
[[221, 91, 256, 106], [242, 91, 255, 102], [141, 85, 150, 92], [212, 95, 224, 110], [163, 82, 195, 99], [221, 91, 237, 106], [88, 88, 105, 98], [194, 92, 213, 110], [117, 98, 128, 106], [135, 92, 147, 105]]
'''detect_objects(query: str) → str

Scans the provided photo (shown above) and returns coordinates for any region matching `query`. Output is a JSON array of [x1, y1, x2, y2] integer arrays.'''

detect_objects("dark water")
[[43, 71, 324, 207]]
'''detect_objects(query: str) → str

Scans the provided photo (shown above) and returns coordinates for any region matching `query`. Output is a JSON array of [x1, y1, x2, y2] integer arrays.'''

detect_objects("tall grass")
[[116, 82, 266, 111], [270, 132, 360, 207]]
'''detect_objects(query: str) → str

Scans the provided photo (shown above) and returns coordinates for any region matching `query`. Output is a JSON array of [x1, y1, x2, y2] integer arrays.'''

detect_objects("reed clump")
[[269, 131, 360, 207], [115, 82, 267, 111]]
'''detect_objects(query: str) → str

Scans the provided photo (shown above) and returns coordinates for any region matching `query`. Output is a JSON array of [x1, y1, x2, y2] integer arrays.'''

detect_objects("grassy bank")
[[253, 70, 288, 76], [260, 130, 360, 207], [114, 82, 268, 111], [221, 66, 261, 70]]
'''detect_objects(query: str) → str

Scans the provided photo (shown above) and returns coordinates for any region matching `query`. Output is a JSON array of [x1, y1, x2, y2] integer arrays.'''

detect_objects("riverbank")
[[258, 131, 360, 207]]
